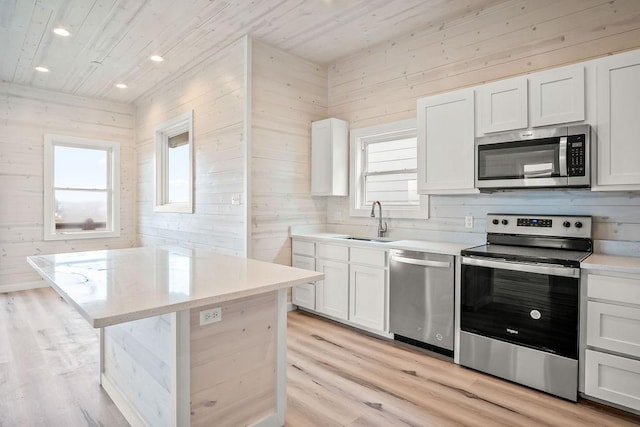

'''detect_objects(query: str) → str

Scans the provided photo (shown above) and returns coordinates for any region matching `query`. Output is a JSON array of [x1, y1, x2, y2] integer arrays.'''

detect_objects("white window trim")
[[154, 110, 194, 213], [349, 118, 429, 219], [43, 134, 121, 241]]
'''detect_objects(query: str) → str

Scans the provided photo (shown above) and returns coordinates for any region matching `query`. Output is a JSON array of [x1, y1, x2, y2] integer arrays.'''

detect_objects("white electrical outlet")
[[200, 307, 222, 326], [465, 216, 474, 229], [231, 194, 241, 205]]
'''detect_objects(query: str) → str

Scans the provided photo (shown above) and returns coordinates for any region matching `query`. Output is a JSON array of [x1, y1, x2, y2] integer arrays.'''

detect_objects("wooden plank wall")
[[250, 41, 328, 264], [103, 314, 173, 426], [326, 0, 640, 256], [190, 292, 277, 426], [134, 38, 246, 255], [0, 82, 136, 289]]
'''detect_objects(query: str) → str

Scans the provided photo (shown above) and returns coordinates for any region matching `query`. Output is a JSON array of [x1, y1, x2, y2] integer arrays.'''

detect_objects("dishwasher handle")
[[391, 255, 451, 269]]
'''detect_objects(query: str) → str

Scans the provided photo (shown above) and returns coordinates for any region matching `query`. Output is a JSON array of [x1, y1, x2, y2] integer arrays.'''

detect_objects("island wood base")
[[99, 289, 287, 427]]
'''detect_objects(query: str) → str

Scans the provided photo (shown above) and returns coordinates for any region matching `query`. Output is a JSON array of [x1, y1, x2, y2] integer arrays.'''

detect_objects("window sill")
[[44, 230, 121, 241]]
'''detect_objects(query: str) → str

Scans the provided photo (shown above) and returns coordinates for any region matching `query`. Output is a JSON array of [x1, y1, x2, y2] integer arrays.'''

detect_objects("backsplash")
[[326, 190, 640, 256]]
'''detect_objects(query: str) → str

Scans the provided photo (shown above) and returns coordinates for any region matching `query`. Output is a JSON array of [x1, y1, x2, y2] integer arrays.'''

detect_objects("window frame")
[[43, 134, 121, 241], [154, 110, 194, 213], [349, 118, 428, 219]]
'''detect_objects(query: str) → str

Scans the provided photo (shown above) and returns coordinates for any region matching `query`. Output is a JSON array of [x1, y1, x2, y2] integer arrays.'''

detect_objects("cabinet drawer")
[[317, 243, 349, 261], [587, 301, 640, 358], [588, 274, 640, 304], [350, 247, 386, 267], [292, 283, 316, 310], [292, 255, 315, 272], [292, 240, 315, 257], [585, 349, 640, 411]]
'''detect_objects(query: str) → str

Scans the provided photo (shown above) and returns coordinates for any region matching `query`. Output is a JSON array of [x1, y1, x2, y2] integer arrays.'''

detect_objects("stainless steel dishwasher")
[[389, 249, 455, 356]]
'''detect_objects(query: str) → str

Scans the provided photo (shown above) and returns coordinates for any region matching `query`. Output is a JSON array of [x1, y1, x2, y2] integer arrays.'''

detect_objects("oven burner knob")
[[501, 219, 509, 225], [563, 221, 571, 228], [575, 221, 583, 228], [492, 219, 499, 225]]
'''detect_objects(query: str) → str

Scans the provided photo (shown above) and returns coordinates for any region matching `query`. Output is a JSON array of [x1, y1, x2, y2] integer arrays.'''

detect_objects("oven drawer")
[[587, 301, 640, 358], [585, 349, 640, 411]]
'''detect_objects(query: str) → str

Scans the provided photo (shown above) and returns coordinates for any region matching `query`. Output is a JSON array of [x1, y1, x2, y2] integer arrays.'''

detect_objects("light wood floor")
[[1, 288, 638, 426]]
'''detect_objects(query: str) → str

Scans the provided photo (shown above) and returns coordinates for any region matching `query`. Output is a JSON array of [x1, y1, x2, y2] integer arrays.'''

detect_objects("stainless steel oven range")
[[460, 213, 592, 401]]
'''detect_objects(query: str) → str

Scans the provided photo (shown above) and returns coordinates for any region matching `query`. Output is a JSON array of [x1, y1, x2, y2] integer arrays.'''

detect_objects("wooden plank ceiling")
[[0, 0, 507, 103]]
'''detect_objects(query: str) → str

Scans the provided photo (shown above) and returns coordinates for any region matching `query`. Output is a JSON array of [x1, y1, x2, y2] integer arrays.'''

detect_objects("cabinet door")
[[417, 88, 476, 194], [587, 301, 640, 358], [349, 264, 386, 332], [585, 349, 640, 411], [477, 76, 528, 134], [315, 259, 349, 320], [596, 50, 640, 187], [529, 66, 585, 127]]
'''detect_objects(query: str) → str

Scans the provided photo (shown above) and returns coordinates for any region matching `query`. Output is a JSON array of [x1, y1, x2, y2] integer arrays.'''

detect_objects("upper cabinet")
[[477, 76, 528, 134], [595, 50, 640, 190], [476, 66, 586, 136], [529, 66, 585, 127], [311, 118, 349, 196], [417, 88, 476, 194]]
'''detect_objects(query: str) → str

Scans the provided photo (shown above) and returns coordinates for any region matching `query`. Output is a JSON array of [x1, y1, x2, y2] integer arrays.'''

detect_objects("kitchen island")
[[27, 246, 323, 427]]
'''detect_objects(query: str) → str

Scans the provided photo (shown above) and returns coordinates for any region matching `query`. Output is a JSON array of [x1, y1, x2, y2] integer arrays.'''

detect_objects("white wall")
[[326, 0, 640, 256], [0, 82, 136, 289], [250, 40, 328, 265], [135, 38, 247, 255]]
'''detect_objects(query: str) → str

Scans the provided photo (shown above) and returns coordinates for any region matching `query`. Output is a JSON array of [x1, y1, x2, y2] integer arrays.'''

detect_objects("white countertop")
[[27, 246, 323, 328], [290, 232, 473, 256], [582, 254, 640, 275]]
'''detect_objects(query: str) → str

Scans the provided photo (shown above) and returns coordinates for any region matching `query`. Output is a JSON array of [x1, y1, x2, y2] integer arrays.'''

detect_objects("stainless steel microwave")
[[475, 125, 590, 191]]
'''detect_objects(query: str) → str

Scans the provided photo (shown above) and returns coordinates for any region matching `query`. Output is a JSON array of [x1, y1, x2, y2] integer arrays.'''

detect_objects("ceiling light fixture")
[[115, 83, 128, 89], [53, 28, 71, 37], [150, 55, 164, 62], [35, 66, 50, 73]]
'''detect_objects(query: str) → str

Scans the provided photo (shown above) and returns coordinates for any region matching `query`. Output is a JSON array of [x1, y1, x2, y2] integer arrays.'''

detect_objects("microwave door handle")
[[559, 136, 568, 176]]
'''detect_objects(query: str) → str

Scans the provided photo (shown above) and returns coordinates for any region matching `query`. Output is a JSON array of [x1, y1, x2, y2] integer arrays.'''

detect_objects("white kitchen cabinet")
[[529, 65, 585, 127], [585, 349, 640, 411], [477, 76, 528, 134], [292, 254, 316, 310], [315, 258, 349, 320], [595, 50, 640, 189], [311, 118, 349, 196], [349, 247, 387, 332], [583, 268, 640, 412], [417, 88, 476, 194]]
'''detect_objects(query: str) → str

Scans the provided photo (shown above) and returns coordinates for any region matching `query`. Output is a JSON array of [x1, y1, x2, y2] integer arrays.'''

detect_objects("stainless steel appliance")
[[476, 125, 590, 191], [390, 250, 455, 356], [460, 214, 593, 401]]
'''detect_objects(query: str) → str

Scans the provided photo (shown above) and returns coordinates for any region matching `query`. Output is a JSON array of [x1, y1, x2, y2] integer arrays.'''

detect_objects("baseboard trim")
[[1, 280, 48, 293], [287, 303, 296, 312]]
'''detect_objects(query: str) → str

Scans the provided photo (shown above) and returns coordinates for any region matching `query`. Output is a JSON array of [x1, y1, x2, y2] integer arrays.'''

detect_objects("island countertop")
[[27, 245, 323, 328]]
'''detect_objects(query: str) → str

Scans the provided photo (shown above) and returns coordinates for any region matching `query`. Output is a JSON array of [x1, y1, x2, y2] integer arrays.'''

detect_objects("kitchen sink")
[[340, 236, 397, 243]]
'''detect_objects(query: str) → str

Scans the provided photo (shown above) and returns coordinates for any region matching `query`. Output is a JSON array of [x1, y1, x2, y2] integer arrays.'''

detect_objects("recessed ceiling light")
[[150, 55, 164, 62], [35, 66, 50, 73], [115, 83, 128, 89], [53, 28, 71, 37]]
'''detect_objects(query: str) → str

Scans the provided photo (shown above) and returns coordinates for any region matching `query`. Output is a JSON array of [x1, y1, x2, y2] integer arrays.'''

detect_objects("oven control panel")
[[486, 214, 592, 238]]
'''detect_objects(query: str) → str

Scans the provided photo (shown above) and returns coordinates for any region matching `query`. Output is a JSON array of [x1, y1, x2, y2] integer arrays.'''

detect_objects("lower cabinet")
[[291, 238, 389, 335], [315, 259, 349, 321], [585, 350, 640, 410], [292, 253, 316, 310], [349, 264, 386, 331], [583, 270, 640, 412]]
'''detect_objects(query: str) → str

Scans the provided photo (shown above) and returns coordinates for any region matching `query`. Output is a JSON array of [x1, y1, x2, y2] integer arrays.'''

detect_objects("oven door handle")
[[462, 256, 580, 278], [391, 255, 451, 269]]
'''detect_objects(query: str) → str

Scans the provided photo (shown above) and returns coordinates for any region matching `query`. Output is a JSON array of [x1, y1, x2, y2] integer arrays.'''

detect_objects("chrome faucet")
[[370, 200, 388, 238]]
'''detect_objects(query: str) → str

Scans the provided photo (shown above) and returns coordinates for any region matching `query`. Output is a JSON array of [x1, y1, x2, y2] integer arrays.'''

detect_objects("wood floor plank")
[[287, 310, 640, 427], [2, 288, 639, 426]]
